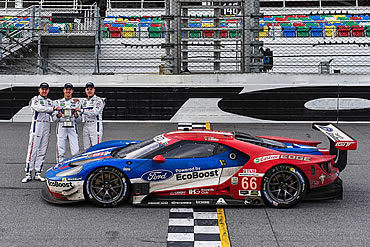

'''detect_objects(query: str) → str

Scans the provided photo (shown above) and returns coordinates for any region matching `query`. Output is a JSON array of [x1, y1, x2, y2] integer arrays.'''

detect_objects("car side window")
[[162, 141, 223, 159]]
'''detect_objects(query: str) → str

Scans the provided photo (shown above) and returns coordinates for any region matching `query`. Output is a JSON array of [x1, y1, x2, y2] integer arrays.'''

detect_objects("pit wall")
[[1, 73, 370, 123]]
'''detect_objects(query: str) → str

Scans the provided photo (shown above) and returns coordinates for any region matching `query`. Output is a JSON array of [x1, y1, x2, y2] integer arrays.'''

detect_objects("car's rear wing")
[[312, 123, 357, 171]]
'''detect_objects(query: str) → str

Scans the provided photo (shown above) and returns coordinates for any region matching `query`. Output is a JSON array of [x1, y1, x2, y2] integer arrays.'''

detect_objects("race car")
[[41, 123, 357, 208]]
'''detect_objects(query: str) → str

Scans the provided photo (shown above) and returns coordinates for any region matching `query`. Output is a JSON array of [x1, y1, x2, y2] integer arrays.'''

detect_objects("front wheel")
[[262, 165, 307, 209], [84, 166, 130, 207]]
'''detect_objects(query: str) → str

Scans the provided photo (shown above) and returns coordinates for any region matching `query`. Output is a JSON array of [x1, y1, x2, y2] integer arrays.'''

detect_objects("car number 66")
[[241, 177, 257, 190]]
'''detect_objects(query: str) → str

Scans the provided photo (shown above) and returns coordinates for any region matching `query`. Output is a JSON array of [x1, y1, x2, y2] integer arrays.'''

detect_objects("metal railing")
[[0, 4, 369, 75]]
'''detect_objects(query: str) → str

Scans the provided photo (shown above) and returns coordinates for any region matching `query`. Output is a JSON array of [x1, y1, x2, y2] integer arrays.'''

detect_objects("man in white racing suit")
[[23, 82, 56, 183], [53, 83, 82, 163], [80, 82, 105, 150]]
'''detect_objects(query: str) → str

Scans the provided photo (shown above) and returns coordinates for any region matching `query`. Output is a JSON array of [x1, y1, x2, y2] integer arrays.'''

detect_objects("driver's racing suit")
[[53, 98, 81, 163], [25, 95, 54, 174], [81, 95, 104, 150]]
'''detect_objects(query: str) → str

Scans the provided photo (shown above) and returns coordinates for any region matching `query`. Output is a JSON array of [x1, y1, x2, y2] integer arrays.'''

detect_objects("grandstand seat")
[[189, 30, 201, 38], [296, 26, 309, 37], [103, 26, 109, 38], [202, 30, 214, 38], [259, 26, 269, 38], [49, 26, 61, 33], [337, 26, 350, 37], [310, 27, 323, 37], [229, 30, 241, 38], [324, 26, 336, 37], [148, 26, 161, 38], [122, 26, 135, 38], [109, 26, 121, 38], [352, 26, 365, 37], [282, 26, 295, 37], [366, 26, 370, 36], [221, 30, 228, 38]]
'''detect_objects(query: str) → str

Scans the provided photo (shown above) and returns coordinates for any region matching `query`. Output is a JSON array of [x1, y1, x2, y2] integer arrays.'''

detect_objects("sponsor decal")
[[88, 151, 109, 158], [239, 190, 261, 197], [311, 180, 318, 186], [171, 201, 192, 205], [62, 178, 82, 181], [243, 169, 256, 173], [148, 201, 169, 205], [170, 191, 186, 195], [188, 188, 215, 195], [216, 198, 227, 205], [280, 154, 311, 161], [319, 126, 333, 132], [239, 172, 264, 177], [176, 169, 219, 181], [319, 174, 326, 184], [196, 200, 210, 205], [231, 177, 238, 185], [175, 167, 200, 173], [153, 135, 171, 145], [141, 169, 174, 182], [335, 141, 356, 148], [204, 136, 219, 141], [254, 154, 311, 164], [48, 180, 73, 188], [254, 155, 280, 164], [220, 160, 227, 166], [123, 167, 131, 171]]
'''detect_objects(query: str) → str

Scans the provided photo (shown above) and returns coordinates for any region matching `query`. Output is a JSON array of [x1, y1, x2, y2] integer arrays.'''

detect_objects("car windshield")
[[112, 138, 162, 159]]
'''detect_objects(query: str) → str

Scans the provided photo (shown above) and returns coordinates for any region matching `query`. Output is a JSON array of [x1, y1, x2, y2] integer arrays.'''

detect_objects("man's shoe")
[[34, 173, 46, 182], [22, 173, 32, 183]]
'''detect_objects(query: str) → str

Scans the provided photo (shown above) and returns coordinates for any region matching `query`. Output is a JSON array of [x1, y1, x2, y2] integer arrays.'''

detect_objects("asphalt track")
[[1, 122, 369, 247]]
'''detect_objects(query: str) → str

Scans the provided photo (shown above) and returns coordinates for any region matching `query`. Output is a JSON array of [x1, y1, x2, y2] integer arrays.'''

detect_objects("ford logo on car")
[[141, 170, 173, 182]]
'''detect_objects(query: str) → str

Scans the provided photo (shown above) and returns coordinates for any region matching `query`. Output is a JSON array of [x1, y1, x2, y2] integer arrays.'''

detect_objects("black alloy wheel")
[[85, 166, 130, 207], [262, 165, 307, 208]]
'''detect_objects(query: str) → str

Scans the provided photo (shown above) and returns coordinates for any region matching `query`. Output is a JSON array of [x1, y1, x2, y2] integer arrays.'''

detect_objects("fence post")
[[170, 0, 180, 74], [94, 5, 100, 74]]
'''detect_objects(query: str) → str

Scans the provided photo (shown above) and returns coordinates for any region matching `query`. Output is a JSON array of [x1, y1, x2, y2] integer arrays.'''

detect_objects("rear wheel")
[[262, 165, 307, 209], [84, 166, 130, 207]]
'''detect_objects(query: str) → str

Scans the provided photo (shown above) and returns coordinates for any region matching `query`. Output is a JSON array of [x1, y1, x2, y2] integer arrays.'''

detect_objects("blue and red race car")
[[41, 123, 357, 208]]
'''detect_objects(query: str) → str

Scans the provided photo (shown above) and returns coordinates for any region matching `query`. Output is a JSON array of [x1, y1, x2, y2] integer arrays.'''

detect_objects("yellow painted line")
[[217, 208, 231, 247]]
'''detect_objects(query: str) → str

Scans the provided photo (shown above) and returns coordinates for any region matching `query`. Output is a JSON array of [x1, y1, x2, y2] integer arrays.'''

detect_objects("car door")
[[143, 140, 249, 194]]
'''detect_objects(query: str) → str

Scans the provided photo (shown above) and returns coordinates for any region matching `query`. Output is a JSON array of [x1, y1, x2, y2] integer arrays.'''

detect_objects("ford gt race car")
[[41, 123, 357, 208]]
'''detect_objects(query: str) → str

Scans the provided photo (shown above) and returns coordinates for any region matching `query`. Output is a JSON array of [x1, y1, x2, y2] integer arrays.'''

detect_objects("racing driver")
[[53, 83, 82, 163], [23, 82, 56, 183], [78, 82, 105, 150]]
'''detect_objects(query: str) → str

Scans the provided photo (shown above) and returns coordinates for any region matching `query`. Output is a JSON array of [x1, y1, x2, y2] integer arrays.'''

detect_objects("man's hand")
[[75, 107, 82, 112], [57, 110, 62, 118], [54, 106, 62, 111]]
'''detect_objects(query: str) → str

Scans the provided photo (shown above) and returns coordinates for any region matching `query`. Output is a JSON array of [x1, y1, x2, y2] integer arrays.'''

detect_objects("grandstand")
[[0, 0, 368, 74]]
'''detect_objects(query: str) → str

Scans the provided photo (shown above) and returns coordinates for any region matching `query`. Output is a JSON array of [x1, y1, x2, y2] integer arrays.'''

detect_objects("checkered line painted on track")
[[167, 208, 223, 247]]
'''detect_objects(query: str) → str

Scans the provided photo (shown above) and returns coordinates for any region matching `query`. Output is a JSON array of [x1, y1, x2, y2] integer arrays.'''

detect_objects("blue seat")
[[112, 23, 124, 27], [15, 23, 24, 28], [140, 23, 151, 27], [189, 22, 201, 28], [49, 26, 61, 33], [282, 26, 296, 37], [263, 17, 274, 21], [310, 27, 323, 37]]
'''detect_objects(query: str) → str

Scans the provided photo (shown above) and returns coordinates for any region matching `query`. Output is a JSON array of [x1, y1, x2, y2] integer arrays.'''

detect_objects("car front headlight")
[[56, 166, 83, 177]]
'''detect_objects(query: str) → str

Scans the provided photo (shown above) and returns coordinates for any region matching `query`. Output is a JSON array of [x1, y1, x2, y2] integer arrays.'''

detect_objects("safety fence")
[[0, 4, 369, 74]]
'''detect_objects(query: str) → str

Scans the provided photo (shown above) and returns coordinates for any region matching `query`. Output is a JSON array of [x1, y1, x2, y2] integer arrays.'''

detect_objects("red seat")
[[293, 23, 305, 27], [337, 26, 350, 37], [352, 26, 364, 37], [202, 30, 214, 38], [221, 30, 228, 38], [109, 26, 121, 38]]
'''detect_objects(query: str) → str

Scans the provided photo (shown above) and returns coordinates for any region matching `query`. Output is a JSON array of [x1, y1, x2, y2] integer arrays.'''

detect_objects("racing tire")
[[84, 166, 131, 207], [261, 164, 307, 209]]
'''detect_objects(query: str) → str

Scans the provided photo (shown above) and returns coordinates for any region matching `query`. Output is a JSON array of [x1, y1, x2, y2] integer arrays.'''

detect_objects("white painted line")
[[170, 208, 194, 213], [169, 218, 194, 226], [194, 226, 220, 234], [167, 233, 195, 242], [194, 241, 222, 247], [193, 212, 218, 219]]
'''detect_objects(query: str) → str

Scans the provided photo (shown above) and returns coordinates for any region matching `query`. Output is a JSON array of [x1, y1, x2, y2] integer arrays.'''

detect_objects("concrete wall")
[[1, 73, 370, 123]]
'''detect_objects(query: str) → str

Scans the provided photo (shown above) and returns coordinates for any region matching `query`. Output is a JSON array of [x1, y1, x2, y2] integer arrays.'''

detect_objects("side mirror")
[[153, 155, 165, 163]]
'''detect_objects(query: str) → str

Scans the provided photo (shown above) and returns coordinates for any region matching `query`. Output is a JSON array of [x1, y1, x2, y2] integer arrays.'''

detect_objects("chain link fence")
[[0, 2, 369, 74]]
